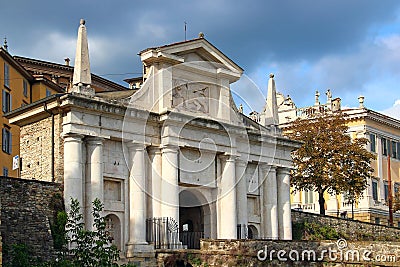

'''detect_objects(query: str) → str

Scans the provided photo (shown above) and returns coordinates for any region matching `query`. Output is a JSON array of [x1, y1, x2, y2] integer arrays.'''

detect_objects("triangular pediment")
[[135, 38, 244, 125], [140, 38, 243, 76]]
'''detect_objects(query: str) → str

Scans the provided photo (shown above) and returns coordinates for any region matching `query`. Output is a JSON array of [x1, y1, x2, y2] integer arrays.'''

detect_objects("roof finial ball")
[[269, 73, 274, 79], [198, 32, 204, 38], [80, 19, 86, 25]]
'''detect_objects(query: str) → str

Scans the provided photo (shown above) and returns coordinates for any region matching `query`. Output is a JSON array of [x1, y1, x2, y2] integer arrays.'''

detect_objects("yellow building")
[[278, 90, 400, 226], [0, 46, 66, 177], [1, 47, 32, 177], [1, 43, 129, 178]]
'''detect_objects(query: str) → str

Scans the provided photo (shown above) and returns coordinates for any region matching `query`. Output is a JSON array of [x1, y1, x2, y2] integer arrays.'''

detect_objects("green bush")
[[292, 221, 340, 240]]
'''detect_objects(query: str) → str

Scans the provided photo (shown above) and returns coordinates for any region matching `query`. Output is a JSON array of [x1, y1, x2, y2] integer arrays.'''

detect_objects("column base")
[[126, 242, 154, 258]]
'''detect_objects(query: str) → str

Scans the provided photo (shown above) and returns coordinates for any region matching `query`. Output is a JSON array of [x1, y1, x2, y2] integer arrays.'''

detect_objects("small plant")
[[6, 243, 34, 267]]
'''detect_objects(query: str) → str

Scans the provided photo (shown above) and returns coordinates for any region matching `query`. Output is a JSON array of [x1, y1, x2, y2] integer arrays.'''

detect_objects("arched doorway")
[[105, 214, 122, 250], [247, 225, 259, 239], [179, 189, 211, 249]]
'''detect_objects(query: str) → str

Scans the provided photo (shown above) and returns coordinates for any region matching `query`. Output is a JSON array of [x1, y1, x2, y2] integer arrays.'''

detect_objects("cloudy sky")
[[1, 0, 400, 119]]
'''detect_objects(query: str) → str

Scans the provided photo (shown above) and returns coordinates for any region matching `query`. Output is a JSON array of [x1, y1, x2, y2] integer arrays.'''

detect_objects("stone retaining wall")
[[0, 177, 63, 264], [292, 209, 400, 241], [158, 239, 400, 266]]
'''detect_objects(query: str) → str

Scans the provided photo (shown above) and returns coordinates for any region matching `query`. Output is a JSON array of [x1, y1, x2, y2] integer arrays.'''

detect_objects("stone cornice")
[[344, 108, 400, 130]]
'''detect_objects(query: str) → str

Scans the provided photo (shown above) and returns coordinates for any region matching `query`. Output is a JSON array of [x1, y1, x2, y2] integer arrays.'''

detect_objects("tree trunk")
[[318, 191, 325, 215]]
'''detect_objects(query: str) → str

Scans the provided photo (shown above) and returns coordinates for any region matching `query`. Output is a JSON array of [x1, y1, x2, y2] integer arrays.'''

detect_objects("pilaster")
[[218, 155, 237, 239], [161, 145, 180, 223], [85, 137, 104, 229], [148, 146, 162, 218], [261, 164, 278, 239], [126, 142, 151, 256], [277, 167, 292, 240], [235, 159, 248, 238]]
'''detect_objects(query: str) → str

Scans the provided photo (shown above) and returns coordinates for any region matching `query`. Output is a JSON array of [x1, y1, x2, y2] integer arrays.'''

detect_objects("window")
[[382, 138, 388, 156], [375, 217, 380, 225], [369, 134, 376, 152], [46, 88, 52, 97], [384, 183, 389, 202], [2, 90, 11, 113], [372, 180, 378, 201], [2, 167, 8, 177], [4, 63, 9, 87], [2, 127, 12, 154], [304, 190, 314, 204], [392, 141, 397, 159], [397, 142, 400, 160], [23, 80, 28, 97]]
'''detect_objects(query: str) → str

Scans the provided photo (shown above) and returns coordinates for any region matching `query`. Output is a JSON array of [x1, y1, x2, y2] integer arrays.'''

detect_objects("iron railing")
[[237, 224, 247, 239], [179, 231, 204, 249], [146, 217, 204, 249], [146, 217, 180, 249]]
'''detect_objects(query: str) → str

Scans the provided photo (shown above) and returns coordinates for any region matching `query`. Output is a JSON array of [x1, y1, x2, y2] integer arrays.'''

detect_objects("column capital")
[[62, 133, 84, 142], [126, 141, 148, 151], [161, 144, 179, 154], [277, 166, 292, 175], [85, 136, 104, 146], [260, 163, 277, 172], [219, 154, 238, 162], [147, 145, 162, 155], [236, 159, 247, 167]]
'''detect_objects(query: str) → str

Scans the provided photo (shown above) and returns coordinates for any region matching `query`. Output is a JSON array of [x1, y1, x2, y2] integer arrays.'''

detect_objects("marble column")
[[127, 142, 148, 255], [148, 146, 162, 218], [85, 137, 104, 229], [218, 155, 237, 239], [161, 145, 179, 223], [235, 159, 248, 239], [262, 165, 278, 239], [63, 134, 84, 212], [277, 167, 292, 240]]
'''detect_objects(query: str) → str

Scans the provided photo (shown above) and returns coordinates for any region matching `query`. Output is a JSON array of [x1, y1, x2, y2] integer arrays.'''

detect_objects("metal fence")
[[146, 217, 204, 249], [237, 224, 247, 239], [179, 231, 204, 249]]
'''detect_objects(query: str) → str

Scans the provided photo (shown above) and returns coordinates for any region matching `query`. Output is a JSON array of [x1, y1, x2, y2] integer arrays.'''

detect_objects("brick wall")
[[0, 177, 63, 263], [19, 114, 64, 183], [292, 209, 400, 241]]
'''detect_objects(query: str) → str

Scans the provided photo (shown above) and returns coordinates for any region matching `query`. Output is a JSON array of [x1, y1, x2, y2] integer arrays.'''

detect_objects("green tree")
[[65, 198, 119, 267], [285, 112, 375, 215]]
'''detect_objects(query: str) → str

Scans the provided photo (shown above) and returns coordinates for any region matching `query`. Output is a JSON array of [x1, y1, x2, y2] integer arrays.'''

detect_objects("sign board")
[[12, 155, 19, 170]]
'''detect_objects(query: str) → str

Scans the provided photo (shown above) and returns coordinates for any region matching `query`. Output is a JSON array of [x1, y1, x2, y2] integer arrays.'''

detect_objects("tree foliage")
[[285, 112, 375, 215], [66, 198, 120, 267]]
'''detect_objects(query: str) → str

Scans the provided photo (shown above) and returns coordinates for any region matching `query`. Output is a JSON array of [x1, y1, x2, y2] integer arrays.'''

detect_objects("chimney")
[[358, 95, 365, 109], [64, 57, 70, 66]]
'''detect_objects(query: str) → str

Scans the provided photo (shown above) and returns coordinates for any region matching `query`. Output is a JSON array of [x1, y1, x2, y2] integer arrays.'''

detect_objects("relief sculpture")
[[172, 79, 209, 113]]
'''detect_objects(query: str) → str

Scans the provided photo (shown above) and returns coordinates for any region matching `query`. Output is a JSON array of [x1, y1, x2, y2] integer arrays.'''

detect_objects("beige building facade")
[[278, 90, 400, 226]]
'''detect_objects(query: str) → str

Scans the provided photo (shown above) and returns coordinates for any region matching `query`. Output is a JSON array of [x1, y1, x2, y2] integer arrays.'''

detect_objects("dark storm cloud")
[[1, 0, 400, 114]]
